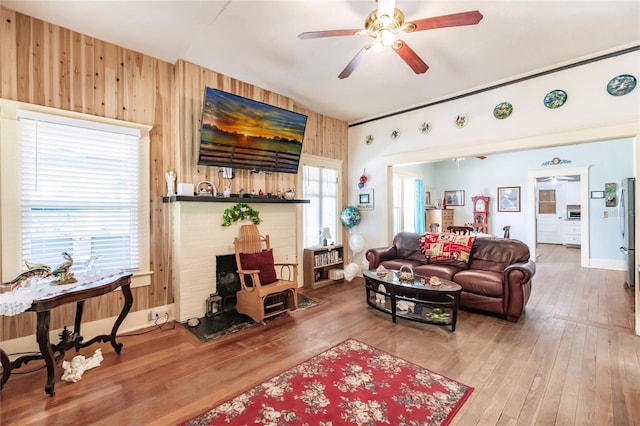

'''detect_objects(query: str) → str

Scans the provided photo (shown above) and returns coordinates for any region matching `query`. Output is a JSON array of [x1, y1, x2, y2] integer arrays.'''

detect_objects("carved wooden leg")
[[72, 300, 85, 350], [110, 283, 133, 354], [0, 347, 11, 389], [36, 310, 56, 396]]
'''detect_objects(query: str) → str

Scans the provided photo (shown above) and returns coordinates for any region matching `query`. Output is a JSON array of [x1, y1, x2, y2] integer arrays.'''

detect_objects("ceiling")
[[4, 1, 639, 124]]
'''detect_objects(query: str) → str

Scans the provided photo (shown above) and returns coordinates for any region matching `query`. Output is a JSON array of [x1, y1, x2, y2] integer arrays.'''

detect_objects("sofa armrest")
[[504, 259, 536, 284], [502, 259, 536, 321], [365, 246, 398, 269]]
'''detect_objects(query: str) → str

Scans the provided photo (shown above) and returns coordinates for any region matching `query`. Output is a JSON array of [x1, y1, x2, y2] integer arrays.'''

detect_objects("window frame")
[[298, 154, 343, 248], [0, 99, 152, 288]]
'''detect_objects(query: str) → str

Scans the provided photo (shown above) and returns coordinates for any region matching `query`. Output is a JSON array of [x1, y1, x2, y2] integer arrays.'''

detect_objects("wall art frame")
[[590, 191, 605, 199], [444, 190, 464, 206], [605, 182, 617, 207], [357, 189, 374, 211], [498, 186, 521, 212]]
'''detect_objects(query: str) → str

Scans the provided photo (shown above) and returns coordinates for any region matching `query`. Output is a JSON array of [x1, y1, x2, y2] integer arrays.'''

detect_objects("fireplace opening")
[[216, 254, 241, 312]]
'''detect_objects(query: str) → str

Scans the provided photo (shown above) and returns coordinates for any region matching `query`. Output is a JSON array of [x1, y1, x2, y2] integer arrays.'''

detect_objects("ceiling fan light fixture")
[[379, 28, 395, 47]]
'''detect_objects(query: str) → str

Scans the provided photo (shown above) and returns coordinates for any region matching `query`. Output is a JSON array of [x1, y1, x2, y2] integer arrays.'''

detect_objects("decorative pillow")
[[419, 232, 476, 264], [239, 249, 277, 286]]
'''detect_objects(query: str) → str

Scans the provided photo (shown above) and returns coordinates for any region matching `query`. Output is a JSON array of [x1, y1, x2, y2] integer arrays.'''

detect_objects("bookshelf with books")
[[303, 245, 344, 289]]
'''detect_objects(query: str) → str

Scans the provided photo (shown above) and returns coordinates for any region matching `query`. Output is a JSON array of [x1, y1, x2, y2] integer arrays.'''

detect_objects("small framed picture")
[[590, 191, 605, 199], [357, 189, 374, 211], [444, 190, 464, 206], [498, 186, 521, 212]]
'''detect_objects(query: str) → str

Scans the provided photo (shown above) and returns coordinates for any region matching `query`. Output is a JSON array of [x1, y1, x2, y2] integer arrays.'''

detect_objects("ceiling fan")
[[298, 0, 483, 79]]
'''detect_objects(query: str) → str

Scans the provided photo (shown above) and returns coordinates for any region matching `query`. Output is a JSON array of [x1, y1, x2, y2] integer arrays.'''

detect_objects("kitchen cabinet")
[[562, 220, 581, 246], [566, 181, 580, 205]]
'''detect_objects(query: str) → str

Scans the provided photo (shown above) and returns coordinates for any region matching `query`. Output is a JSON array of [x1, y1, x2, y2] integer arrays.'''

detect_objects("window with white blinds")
[[302, 163, 339, 248], [18, 112, 143, 272]]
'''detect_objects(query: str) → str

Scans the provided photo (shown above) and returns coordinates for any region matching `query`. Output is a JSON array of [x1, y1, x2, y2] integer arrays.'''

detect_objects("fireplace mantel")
[[163, 195, 309, 204]]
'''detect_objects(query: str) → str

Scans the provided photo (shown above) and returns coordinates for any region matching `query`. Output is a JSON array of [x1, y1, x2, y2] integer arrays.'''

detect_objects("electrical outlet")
[[149, 308, 169, 321]]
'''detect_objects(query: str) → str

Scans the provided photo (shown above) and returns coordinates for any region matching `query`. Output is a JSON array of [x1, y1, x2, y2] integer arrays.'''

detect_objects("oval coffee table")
[[363, 269, 462, 332]]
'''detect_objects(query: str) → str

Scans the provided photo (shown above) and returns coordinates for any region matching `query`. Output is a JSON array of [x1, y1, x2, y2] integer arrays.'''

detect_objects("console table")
[[0, 272, 133, 395]]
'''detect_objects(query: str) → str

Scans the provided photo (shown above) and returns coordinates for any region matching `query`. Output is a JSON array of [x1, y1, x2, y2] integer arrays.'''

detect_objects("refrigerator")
[[619, 177, 635, 289]]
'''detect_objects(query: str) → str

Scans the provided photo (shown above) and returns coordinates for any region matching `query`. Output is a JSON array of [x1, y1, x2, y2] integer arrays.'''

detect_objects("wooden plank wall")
[[0, 7, 348, 340]]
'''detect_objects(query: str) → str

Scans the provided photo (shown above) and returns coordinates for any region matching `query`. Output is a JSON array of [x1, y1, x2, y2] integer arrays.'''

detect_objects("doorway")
[[528, 166, 589, 267]]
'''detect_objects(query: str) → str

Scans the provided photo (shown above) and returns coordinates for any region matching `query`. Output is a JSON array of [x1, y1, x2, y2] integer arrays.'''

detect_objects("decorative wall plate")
[[493, 102, 513, 119], [454, 114, 468, 128], [390, 128, 401, 140], [607, 74, 637, 96], [419, 122, 432, 134], [543, 89, 568, 109], [365, 134, 374, 145]]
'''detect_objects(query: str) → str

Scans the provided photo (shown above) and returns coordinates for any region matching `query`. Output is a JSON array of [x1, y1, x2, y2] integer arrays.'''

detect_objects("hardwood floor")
[[1, 244, 638, 425]]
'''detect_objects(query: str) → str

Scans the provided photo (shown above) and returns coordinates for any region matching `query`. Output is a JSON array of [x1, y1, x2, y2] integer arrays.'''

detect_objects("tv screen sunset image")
[[198, 87, 307, 174]]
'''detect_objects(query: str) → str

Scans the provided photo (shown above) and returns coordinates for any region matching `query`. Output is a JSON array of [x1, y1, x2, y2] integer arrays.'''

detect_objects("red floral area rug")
[[180, 338, 473, 425]]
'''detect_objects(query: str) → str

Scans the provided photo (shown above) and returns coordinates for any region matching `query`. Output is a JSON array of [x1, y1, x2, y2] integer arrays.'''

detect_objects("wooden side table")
[[0, 272, 133, 395]]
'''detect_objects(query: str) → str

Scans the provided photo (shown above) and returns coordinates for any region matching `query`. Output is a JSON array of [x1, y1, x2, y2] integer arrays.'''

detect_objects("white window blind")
[[18, 113, 142, 272]]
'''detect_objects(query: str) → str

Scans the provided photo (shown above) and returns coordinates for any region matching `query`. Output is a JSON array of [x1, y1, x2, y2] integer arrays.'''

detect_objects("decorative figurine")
[[165, 171, 176, 196], [2, 264, 52, 292], [429, 276, 442, 286], [52, 252, 77, 285], [396, 300, 415, 313], [284, 188, 296, 200], [223, 186, 231, 198], [61, 348, 104, 383], [375, 284, 386, 304]]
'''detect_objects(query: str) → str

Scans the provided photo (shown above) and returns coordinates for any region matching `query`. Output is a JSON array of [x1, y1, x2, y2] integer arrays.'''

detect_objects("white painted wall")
[[348, 49, 639, 250], [348, 48, 640, 335]]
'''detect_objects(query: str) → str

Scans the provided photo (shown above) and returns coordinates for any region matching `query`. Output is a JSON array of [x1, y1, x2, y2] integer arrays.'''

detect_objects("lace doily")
[[1, 271, 124, 316]]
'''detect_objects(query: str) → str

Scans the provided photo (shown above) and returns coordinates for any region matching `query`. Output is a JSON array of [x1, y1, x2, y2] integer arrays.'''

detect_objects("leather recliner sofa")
[[365, 232, 536, 322]]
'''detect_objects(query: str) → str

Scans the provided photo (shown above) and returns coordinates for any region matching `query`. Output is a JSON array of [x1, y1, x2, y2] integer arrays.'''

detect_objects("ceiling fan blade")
[[299, 29, 361, 39], [406, 10, 483, 32], [338, 44, 375, 79], [392, 41, 429, 74]]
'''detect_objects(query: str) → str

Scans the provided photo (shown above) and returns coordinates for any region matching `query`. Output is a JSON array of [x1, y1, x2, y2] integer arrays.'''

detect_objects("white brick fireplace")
[[170, 199, 303, 321]]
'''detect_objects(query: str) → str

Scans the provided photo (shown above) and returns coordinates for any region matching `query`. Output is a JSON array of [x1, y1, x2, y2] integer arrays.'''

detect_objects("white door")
[[536, 187, 563, 244]]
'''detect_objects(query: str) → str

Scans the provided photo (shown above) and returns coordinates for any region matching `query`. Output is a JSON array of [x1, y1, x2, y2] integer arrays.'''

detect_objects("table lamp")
[[320, 227, 332, 246]]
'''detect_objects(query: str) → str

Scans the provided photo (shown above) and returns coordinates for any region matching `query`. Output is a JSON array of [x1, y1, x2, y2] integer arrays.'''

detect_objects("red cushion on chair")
[[239, 249, 278, 286]]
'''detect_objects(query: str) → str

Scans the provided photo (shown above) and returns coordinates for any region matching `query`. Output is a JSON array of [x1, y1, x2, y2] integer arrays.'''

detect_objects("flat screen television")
[[198, 87, 308, 174]]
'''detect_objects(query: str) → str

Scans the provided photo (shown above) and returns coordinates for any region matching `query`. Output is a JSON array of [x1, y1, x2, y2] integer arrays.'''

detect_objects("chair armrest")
[[365, 246, 398, 269], [274, 262, 298, 282], [237, 268, 261, 290]]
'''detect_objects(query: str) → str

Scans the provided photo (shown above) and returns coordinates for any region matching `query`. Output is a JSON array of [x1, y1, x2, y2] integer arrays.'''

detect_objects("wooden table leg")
[[110, 283, 133, 353], [35, 310, 56, 396], [451, 293, 460, 332], [0, 347, 11, 389]]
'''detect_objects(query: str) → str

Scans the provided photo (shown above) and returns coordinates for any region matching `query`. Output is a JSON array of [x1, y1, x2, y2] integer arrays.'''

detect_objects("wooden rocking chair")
[[234, 225, 298, 324]]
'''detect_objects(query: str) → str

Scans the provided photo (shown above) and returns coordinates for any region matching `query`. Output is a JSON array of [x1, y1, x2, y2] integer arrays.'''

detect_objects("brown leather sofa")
[[365, 232, 536, 322]]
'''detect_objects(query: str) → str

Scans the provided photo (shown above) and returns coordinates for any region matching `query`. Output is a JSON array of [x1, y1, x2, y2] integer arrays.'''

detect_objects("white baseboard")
[[588, 258, 625, 270], [1, 304, 175, 356]]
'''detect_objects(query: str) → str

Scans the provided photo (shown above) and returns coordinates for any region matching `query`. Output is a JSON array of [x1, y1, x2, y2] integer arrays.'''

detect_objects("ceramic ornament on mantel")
[[165, 171, 176, 196]]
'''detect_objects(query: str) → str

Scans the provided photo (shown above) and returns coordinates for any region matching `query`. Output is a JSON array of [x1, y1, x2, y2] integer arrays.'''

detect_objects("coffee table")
[[363, 269, 462, 331]]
